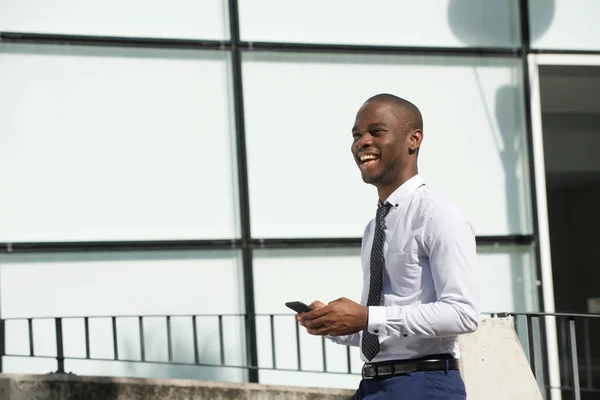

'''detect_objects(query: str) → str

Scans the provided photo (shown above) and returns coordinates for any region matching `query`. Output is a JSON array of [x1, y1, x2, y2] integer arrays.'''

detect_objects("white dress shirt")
[[329, 174, 479, 362]]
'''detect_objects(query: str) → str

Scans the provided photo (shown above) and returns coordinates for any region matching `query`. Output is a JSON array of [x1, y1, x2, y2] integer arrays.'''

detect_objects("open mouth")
[[359, 153, 380, 167]]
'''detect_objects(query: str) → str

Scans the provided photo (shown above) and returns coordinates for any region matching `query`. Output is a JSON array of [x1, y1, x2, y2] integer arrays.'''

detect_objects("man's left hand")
[[297, 297, 368, 336]]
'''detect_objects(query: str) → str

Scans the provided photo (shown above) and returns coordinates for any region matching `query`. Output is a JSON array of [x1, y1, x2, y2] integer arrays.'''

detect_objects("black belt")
[[361, 357, 459, 379]]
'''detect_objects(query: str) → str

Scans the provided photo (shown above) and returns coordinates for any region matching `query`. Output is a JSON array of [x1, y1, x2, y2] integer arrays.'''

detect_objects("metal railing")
[[0, 312, 598, 399], [490, 312, 600, 400], [0, 313, 361, 376]]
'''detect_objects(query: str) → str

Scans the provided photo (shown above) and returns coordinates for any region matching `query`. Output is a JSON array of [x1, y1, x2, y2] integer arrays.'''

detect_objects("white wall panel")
[[530, 0, 600, 51], [0, 0, 229, 40], [243, 53, 532, 238], [0, 44, 238, 242], [239, 0, 520, 48]]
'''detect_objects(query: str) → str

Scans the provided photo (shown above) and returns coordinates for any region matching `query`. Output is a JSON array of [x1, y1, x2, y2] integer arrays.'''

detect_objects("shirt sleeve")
[[367, 202, 479, 339], [326, 333, 361, 347]]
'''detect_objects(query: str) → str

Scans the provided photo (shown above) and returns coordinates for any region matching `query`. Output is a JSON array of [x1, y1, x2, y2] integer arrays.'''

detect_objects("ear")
[[408, 129, 423, 154]]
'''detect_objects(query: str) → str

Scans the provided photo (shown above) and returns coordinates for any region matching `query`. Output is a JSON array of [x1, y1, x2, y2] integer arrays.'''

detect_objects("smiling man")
[[297, 93, 479, 399]]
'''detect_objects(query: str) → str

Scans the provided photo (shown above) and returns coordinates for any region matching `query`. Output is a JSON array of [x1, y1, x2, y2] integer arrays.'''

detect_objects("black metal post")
[[321, 336, 327, 372], [166, 316, 172, 363], [270, 315, 276, 369], [295, 318, 302, 371], [28, 318, 34, 356], [227, 0, 259, 383], [192, 316, 199, 364], [567, 318, 581, 400], [346, 346, 352, 374], [112, 317, 119, 361], [55, 318, 65, 373], [583, 318, 592, 389], [527, 315, 536, 375], [84, 317, 90, 359], [139, 316, 145, 362], [0, 319, 5, 372], [219, 315, 225, 365]]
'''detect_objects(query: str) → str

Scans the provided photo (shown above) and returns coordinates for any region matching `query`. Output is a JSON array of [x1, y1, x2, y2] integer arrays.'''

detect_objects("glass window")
[[0, 250, 246, 380], [0, 44, 239, 242], [0, 0, 229, 40], [476, 245, 539, 313], [252, 245, 537, 387], [239, 0, 521, 48], [529, 0, 600, 51], [243, 52, 533, 238]]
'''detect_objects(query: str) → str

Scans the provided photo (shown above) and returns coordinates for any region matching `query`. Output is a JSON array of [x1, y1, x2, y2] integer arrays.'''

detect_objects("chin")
[[361, 174, 377, 185]]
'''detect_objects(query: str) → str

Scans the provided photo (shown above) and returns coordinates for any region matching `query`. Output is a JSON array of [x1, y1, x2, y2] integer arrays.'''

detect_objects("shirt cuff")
[[367, 306, 387, 335]]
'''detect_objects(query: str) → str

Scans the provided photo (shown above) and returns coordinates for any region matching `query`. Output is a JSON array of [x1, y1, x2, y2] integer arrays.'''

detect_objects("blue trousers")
[[351, 370, 466, 399]]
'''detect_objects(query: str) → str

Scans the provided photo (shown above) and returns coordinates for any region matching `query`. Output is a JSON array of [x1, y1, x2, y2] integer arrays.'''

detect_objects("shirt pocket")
[[386, 252, 421, 297]]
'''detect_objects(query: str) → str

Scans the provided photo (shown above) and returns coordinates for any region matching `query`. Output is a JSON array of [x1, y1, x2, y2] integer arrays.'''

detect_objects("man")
[[297, 93, 479, 399]]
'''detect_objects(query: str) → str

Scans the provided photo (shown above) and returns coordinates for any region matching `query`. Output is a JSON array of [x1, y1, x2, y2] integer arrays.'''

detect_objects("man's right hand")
[[296, 300, 325, 322]]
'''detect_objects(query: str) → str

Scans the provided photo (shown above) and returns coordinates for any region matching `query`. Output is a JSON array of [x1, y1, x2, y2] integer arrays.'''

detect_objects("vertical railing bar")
[[139, 317, 145, 362], [582, 318, 592, 390], [295, 316, 301, 371], [28, 318, 34, 356], [560, 316, 570, 387], [166, 316, 173, 363], [527, 315, 536, 376], [538, 316, 548, 396], [192, 316, 199, 365], [568, 318, 581, 400], [0, 319, 5, 373], [346, 346, 352, 374], [270, 315, 276, 369], [112, 316, 118, 361], [55, 318, 64, 373], [84, 317, 90, 359], [321, 336, 327, 372], [219, 315, 225, 365]]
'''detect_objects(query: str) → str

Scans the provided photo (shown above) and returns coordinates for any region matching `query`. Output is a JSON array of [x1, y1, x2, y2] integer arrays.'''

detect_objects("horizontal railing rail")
[[0, 312, 597, 399]]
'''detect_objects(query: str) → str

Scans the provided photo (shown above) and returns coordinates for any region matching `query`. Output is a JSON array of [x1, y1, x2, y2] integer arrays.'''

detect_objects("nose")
[[356, 133, 373, 150]]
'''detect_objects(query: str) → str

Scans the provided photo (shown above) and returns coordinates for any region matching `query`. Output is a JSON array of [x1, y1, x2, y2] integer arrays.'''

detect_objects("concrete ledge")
[[458, 317, 544, 400], [0, 374, 355, 400]]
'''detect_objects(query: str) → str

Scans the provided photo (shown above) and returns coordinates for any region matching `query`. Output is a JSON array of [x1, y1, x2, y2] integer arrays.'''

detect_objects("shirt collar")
[[380, 174, 426, 208]]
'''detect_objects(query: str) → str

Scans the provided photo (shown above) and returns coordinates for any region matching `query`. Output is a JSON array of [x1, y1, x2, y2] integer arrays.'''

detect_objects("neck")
[[376, 167, 418, 203]]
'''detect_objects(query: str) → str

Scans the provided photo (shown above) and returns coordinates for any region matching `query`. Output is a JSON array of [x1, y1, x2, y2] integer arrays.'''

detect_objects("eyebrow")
[[352, 122, 388, 132]]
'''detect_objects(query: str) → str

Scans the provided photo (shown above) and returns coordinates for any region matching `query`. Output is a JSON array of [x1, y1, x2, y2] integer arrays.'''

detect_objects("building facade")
[[0, 0, 599, 393]]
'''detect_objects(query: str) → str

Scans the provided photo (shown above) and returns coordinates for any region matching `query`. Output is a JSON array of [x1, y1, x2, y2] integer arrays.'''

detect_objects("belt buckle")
[[362, 364, 377, 380]]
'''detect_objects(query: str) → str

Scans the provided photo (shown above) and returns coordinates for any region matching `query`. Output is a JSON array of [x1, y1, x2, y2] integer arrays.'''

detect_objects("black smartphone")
[[285, 301, 312, 313]]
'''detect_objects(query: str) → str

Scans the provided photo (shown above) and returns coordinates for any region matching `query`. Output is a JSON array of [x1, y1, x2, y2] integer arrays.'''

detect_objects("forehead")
[[353, 101, 398, 128]]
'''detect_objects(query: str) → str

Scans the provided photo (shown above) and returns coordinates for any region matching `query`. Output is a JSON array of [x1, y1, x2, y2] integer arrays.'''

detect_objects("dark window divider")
[[249, 235, 534, 248], [238, 41, 522, 57], [0, 31, 230, 50], [227, 0, 259, 384], [530, 49, 600, 56], [0, 240, 239, 253], [0, 235, 534, 254]]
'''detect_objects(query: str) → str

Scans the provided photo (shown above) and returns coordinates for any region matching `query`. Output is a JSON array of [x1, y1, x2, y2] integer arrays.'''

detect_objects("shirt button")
[[374, 329, 379, 333]]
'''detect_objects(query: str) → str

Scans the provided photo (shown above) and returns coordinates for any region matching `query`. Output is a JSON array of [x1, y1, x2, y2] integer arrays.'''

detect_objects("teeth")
[[360, 154, 378, 162]]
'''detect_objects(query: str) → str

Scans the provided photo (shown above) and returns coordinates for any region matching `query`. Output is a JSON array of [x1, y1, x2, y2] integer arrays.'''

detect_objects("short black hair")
[[365, 93, 423, 132]]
